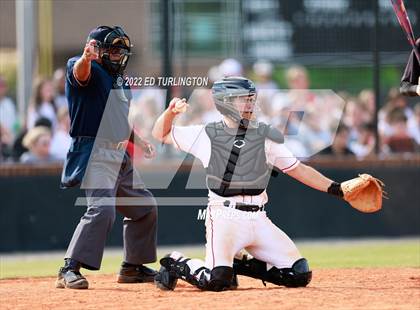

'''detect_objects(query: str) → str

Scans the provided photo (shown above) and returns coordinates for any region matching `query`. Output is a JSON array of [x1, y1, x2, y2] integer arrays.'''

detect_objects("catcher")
[[152, 77, 384, 292]]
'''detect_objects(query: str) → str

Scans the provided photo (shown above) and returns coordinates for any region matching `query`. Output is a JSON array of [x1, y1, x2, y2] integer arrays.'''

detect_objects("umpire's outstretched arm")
[[73, 39, 99, 85]]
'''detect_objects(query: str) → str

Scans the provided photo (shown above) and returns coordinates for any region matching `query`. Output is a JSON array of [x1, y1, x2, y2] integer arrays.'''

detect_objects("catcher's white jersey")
[[170, 123, 302, 269], [171, 124, 300, 206]]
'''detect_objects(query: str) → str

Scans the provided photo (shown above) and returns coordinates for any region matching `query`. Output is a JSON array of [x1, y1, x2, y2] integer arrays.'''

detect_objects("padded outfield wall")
[[0, 157, 419, 252]]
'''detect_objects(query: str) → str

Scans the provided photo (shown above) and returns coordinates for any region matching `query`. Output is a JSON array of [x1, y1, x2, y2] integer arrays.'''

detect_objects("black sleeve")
[[400, 49, 420, 96]]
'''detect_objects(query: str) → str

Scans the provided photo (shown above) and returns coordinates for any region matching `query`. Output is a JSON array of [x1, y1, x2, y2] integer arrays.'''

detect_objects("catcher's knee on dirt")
[[206, 266, 235, 292], [266, 258, 312, 287], [233, 256, 312, 288]]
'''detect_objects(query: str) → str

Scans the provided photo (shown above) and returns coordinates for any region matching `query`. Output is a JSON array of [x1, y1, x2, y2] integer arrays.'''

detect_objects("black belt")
[[96, 140, 127, 151], [72, 136, 127, 150], [223, 200, 265, 212]]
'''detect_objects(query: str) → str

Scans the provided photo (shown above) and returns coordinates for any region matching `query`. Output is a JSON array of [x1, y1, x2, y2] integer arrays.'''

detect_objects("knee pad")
[[234, 255, 312, 288], [266, 258, 312, 288], [206, 266, 234, 292]]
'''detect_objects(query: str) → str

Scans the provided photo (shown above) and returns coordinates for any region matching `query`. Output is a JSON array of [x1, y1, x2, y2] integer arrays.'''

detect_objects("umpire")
[[56, 26, 157, 289]]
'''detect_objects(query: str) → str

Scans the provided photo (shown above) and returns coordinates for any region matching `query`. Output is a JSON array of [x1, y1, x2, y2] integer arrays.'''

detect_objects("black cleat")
[[55, 267, 89, 289], [117, 264, 157, 283]]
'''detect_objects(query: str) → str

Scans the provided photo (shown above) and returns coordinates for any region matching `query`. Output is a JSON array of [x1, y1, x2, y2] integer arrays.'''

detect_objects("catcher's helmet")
[[87, 25, 132, 76], [212, 77, 257, 125]]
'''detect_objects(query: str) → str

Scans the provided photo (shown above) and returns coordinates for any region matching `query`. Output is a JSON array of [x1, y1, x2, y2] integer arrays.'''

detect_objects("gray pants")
[[65, 154, 157, 270]]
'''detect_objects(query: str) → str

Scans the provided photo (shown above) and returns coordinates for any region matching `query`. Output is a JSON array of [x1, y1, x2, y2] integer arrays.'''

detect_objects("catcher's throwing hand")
[[329, 174, 385, 213], [169, 97, 189, 114]]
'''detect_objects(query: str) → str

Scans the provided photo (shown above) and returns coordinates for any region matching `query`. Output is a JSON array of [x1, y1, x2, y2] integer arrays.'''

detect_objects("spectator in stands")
[[270, 65, 313, 130], [50, 107, 71, 160], [0, 76, 17, 141], [270, 65, 344, 157], [358, 89, 375, 124], [383, 107, 418, 153], [0, 125, 14, 162], [252, 60, 279, 123], [20, 126, 59, 164], [349, 123, 376, 158], [286, 65, 310, 90], [343, 98, 371, 144], [27, 78, 57, 129], [389, 88, 414, 118], [207, 65, 222, 83], [379, 88, 414, 138], [319, 125, 354, 156], [283, 65, 316, 110], [253, 60, 278, 91], [13, 117, 54, 162], [53, 68, 68, 110], [299, 111, 332, 155]]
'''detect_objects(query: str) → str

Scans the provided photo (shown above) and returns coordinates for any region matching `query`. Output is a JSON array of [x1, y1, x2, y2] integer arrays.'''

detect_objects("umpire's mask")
[[87, 25, 132, 77]]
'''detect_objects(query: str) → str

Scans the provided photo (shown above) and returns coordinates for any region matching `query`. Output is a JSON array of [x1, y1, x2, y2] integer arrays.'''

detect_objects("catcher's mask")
[[212, 77, 258, 128], [87, 25, 132, 77]]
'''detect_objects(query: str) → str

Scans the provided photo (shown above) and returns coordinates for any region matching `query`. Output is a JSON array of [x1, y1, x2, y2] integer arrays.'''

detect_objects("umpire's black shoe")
[[55, 259, 89, 289], [117, 263, 157, 283]]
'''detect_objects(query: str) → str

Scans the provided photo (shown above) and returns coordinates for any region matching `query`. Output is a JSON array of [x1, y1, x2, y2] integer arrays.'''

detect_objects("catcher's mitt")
[[340, 174, 385, 213]]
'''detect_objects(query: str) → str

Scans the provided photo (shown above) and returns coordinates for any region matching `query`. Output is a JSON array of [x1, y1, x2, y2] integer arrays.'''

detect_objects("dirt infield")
[[1, 268, 419, 310]]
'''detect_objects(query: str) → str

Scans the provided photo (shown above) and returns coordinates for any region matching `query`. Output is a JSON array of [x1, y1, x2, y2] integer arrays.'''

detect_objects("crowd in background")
[[131, 58, 419, 160], [0, 59, 419, 165], [0, 69, 71, 164]]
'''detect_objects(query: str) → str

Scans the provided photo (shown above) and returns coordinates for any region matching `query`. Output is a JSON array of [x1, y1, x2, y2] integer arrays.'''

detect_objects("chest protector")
[[205, 121, 284, 197]]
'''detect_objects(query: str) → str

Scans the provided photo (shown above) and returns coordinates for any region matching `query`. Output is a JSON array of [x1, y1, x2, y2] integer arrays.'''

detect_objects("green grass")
[[1, 239, 419, 279], [299, 240, 420, 268], [0, 256, 127, 279], [0, 249, 196, 280]]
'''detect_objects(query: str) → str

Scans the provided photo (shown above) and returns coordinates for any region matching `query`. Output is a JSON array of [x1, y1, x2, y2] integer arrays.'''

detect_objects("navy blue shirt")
[[65, 56, 132, 142]]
